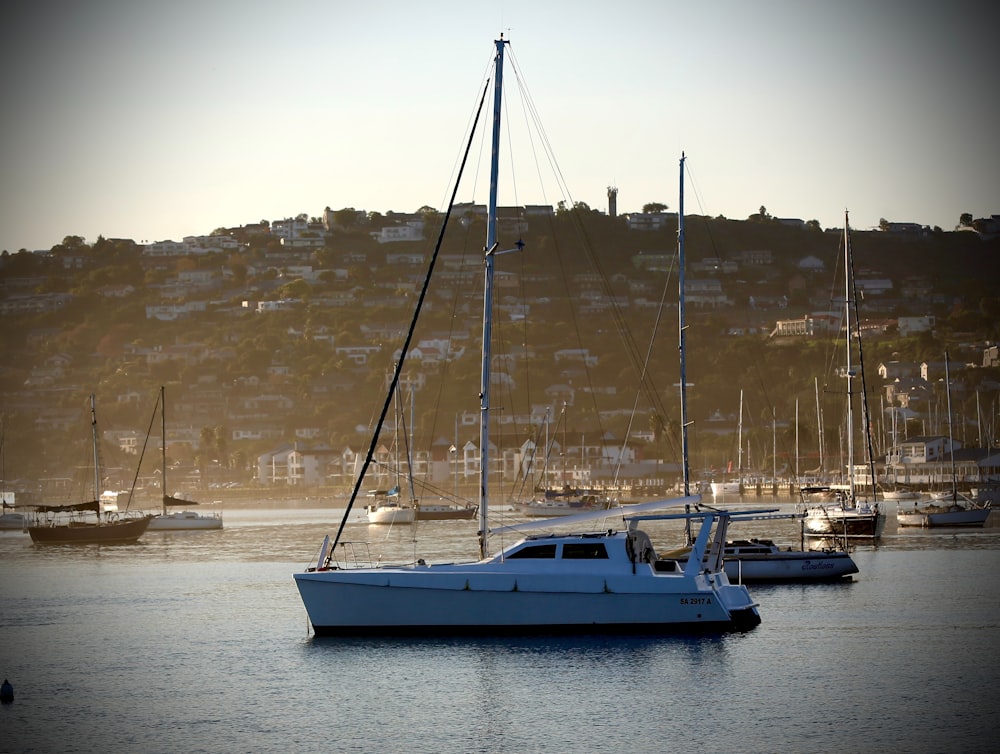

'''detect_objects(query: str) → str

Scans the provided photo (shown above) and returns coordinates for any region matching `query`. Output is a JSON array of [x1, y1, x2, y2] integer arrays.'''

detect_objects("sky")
[[1, 0, 997, 252]]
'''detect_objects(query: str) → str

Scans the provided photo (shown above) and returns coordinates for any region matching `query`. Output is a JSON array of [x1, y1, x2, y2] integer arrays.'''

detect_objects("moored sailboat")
[[801, 213, 886, 539], [28, 395, 151, 545], [147, 386, 223, 531], [710, 389, 744, 497], [897, 354, 991, 528], [293, 39, 760, 635]]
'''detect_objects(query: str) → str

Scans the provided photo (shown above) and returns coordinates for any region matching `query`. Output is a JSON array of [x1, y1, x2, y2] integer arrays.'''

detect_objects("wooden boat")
[[28, 395, 151, 545]]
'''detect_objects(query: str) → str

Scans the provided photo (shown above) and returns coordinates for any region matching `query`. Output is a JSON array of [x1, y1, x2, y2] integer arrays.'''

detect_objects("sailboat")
[[365, 377, 416, 524], [897, 353, 991, 527], [27, 395, 152, 544], [294, 38, 760, 635], [147, 386, 223, 531], [512, 404, 615, 517], [710, 389, 744, 496], [365, 488, 416, 524], [801, 212, 886, 539]]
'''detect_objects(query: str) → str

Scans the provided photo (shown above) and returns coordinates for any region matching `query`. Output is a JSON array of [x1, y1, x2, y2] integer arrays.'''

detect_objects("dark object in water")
[[0, 678, 12, 704]]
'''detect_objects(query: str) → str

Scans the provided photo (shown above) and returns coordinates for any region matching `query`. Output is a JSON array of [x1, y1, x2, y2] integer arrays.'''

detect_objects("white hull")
[[295, 526, 760, 635], [802, 503, 886, 538], [366, 505, 415, 525], [671, 538, 858, 583], [147, 511, 223, 530], [881, 490, 921, 501], [710, 481, 741, 496], [721, 549, 858, 583]]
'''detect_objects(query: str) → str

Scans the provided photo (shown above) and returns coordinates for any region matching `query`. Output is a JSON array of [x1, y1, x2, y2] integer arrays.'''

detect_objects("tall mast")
[[161, 385, 167, 515], [737, 389, 744, 482], [478, 35, 508, 558], [678, 153, 691, 495], [945, 351, 957, 500], [90, 394, 100, 515], [844, 211, 855, 501]]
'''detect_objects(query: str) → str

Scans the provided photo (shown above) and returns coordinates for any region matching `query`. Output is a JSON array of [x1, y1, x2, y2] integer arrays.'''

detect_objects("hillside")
[[1, 211, 998, 496]]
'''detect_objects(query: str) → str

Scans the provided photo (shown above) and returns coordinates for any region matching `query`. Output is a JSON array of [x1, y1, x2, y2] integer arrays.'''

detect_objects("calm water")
[[2, 501, 999, 753]]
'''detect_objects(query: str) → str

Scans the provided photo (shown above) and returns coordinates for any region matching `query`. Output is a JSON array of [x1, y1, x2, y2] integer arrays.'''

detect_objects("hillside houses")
[[3, 204, 999, 496]]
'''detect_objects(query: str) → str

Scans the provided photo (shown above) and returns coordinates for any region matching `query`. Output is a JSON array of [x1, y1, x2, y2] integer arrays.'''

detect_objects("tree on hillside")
[[643, 202, 669, 213], [960, 212, 973, 227], [332, 208, 361, 229]]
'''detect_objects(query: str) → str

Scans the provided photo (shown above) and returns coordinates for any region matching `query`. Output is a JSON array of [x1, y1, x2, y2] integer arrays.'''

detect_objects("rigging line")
[[126, 389, 161, 513], [503, 56, 620, 465], [682, 159, 724, 261], [616, 240, 685, 482], [436, 52, 504, 213], [645, 253, 683, 460], [509, 49, 674, 472], [326, 76, 492, 558], [508, 52, 662, 444]]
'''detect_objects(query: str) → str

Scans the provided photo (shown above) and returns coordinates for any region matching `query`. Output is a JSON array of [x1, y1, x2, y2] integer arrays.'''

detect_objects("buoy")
[[0, 678, 13, 704]]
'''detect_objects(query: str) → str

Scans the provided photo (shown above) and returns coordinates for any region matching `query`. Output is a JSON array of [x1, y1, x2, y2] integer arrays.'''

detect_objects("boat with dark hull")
[[28, 395, 151, 545], [801, 214, 886, 540], [28, 506, 151, 544]]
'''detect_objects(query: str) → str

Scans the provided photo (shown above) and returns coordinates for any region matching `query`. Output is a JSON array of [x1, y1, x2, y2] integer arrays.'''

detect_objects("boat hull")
[[897, 506, 991, 528], [710, 482, 741, 496], [366, 506, 415, 524], [294, 564, 761, 636], [414, 508, 477, 521], [0, 513, 25, 530], [802, 507, 886, 538], [147, 512, 223, 530], [27, 515, 151, 544], [721, 551, 859, 582]]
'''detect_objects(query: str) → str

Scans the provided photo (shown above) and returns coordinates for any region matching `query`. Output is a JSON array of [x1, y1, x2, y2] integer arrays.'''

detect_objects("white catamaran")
[[294, 37, 761, 635]]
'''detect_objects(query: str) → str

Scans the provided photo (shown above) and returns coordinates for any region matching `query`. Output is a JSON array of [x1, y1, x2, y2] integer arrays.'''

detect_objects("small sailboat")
[[364, 487, 416, 525], [28, 395, 151, 544], [365, 378, 416, 524], [294, 38, 760, 635], [710, 389, 744, 496], [897, 354, 991, 528], [147, 386, 223, 531], [801, 212, 886, 539]]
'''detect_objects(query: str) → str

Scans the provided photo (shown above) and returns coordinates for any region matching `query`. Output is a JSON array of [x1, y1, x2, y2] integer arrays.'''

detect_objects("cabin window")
[[507, 543, 556, 559], [561, 543, 609, 559]]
